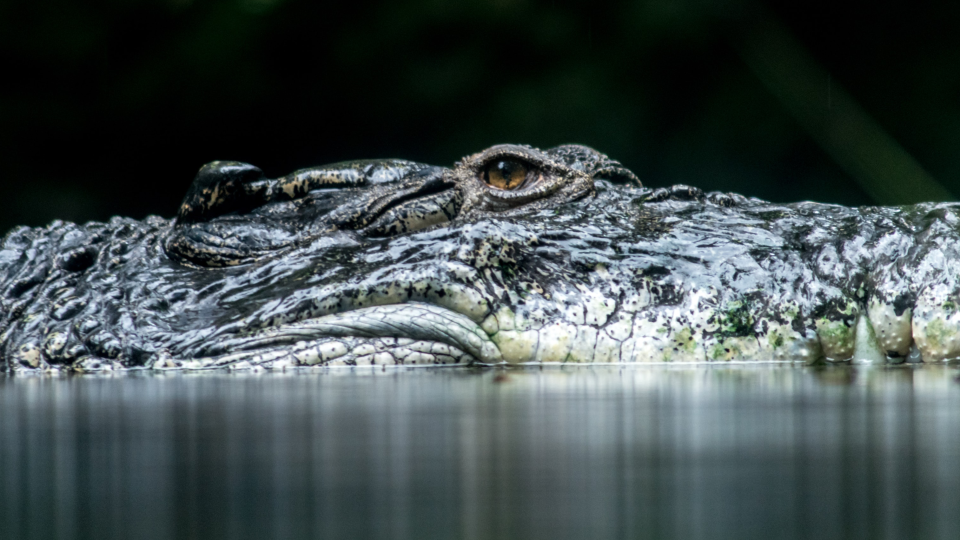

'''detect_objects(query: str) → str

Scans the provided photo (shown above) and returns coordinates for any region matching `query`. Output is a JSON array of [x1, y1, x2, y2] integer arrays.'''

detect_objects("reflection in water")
[[2, 365, 960, 540]]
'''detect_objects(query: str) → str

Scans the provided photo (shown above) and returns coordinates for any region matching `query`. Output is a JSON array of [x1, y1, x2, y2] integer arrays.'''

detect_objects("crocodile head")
[[3, 143, 960, 372]]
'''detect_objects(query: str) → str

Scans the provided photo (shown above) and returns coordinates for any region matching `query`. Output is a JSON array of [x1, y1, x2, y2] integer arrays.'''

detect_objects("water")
[[2, 364, 959, 540]]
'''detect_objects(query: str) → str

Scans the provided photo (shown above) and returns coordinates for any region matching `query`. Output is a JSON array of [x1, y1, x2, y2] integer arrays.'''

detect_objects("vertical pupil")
[[497, 161, 519, 178], [483, 159, 529, 189], [492, 160, 525, 188]]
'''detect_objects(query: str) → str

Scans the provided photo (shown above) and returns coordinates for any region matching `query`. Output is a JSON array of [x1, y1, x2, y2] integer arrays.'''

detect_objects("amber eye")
[[483, 159, 529, 190]]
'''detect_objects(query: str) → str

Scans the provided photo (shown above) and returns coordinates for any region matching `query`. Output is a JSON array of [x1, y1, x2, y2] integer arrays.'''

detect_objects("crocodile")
[[2, 143, 960, 372]]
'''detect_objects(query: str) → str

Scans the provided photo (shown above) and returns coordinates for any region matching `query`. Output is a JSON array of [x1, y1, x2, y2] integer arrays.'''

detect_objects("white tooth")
[[852, 315, 885, 364], [815, 304, 858, 362], [913, 284, 960, 362], [867, 299, 912, 358]]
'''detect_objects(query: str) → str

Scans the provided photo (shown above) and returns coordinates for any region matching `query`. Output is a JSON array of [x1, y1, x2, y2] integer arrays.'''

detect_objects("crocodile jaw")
[[154, 303, 502, 370]]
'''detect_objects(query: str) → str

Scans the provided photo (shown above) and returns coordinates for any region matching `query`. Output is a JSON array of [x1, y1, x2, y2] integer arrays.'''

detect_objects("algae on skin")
[[924, 317, 956, 349], [715, 300, 755, 338]]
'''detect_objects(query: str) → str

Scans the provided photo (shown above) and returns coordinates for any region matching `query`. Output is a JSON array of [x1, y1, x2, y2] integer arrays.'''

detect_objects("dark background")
[[2, 0, 959, 234]]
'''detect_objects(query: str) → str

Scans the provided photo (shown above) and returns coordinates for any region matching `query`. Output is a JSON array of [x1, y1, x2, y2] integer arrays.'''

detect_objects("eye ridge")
[[482, 158, 535, 191]]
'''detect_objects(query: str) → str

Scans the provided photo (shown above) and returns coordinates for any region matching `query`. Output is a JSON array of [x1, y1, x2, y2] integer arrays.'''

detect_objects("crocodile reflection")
[[3, 143, 960, 372]]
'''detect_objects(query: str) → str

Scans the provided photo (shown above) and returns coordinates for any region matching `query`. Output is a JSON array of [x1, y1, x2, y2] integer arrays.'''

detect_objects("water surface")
[[2, 364, 959, 540]]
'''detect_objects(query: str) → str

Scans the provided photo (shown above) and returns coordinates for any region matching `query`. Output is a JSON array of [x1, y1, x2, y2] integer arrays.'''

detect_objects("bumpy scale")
[[1, 143, 959, 372]]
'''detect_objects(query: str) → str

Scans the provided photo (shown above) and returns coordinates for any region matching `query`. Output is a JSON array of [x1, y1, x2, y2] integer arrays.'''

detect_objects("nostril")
[[176, 161, 264, 224]]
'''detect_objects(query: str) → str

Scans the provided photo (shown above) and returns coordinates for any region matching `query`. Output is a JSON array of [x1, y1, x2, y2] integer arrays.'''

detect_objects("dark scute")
[[52, 298, 87, 321], [176, 162, 265, 224], [57, 246, 98, 273], [122, 344, 152, 367], [7, 262, 50, 298], [892, 291, 916, 317], [641, 265, 671, 278]]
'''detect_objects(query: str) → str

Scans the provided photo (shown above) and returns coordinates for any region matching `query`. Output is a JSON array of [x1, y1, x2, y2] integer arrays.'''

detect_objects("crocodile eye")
[[483, 159, 529, 190]]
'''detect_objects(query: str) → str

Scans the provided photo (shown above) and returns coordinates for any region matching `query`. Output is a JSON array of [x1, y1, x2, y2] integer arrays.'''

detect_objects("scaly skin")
[[1, 144, 959, 372]]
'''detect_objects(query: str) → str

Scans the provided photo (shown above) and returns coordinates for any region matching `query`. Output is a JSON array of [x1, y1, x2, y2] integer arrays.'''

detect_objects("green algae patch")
[[924, 317, 957, 349], [768, 329, 785, 349], [816, 318, 853, 342], [715, 300, 755, 338], [709, 340, 744, 361], [816, 315, 857, 361], [672, 327, 697, 353]]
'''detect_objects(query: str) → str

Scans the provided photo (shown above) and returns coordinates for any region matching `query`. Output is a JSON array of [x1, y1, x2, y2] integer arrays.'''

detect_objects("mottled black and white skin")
[[2, 143, 960, 372]]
